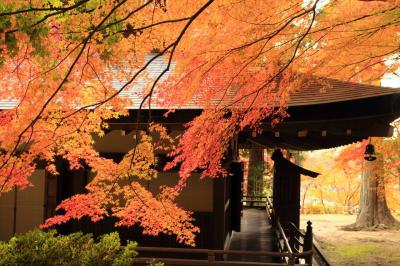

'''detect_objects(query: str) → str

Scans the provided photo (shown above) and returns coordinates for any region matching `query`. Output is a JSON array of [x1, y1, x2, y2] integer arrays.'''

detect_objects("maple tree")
[[301, 149, 362, 214], [381, 122, 400, 212], [0, 0, 399, 244]]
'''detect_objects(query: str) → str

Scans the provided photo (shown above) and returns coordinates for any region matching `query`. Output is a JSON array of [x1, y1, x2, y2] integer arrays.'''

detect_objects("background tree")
[[335, 138, 399, 228], [0, 0, 399, 243], [247, 147, 265, 196], [353, 151, 399, 228], [302, 149, 362, 214], [381, 121, 400, 211]]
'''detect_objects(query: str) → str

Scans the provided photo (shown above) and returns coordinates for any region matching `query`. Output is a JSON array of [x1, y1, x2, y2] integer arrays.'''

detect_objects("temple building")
[[0, 78, 399, 264]]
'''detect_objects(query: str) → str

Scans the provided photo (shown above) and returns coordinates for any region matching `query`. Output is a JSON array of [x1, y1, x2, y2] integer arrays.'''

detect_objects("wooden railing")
[[133, 197, 313, 266], [266, 196, 332, 266], [242, 195, 268, 207], [134, 246, 310, 265], [275, 217, 295, 264], [265, 195, 275, 224], [266, 196, 313, 266], [132, 195, 328, 266], [286, 221, 313, 265], [312, 240, 331, 266]]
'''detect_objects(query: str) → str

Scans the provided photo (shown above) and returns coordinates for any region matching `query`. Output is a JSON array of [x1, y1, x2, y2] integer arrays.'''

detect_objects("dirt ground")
[[300, 214, 400, 266]]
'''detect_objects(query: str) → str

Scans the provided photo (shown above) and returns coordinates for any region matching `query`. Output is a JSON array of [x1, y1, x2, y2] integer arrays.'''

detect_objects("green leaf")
[[5, 32, 18, 56], [0, 3, 13, 33]]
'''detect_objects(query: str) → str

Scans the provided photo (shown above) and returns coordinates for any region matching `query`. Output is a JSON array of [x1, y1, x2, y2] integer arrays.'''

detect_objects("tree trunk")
[[352, 154, 399, 229], [319, 188, 327, 214], [301, 182, 313, 214], [248, 148, 264, 196]]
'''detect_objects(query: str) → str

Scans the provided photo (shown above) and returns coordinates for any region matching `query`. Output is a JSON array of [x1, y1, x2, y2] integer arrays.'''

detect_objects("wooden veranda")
[[133, 196, 329, 266]]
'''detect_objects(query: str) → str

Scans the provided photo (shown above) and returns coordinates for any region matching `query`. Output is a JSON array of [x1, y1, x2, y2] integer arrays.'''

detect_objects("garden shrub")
[[0, 229, 141, 266]]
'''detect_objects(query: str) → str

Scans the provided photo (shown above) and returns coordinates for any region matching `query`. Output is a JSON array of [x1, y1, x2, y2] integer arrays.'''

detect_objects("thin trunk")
[[319, 188, 327, 213], [346, 183, 360, 214], [301, 181, 313, 214], [398, 167, 400, 192]]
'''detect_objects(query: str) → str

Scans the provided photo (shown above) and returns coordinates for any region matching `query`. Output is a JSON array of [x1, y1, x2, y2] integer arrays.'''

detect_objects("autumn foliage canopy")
[[0, 0, 399, 245]]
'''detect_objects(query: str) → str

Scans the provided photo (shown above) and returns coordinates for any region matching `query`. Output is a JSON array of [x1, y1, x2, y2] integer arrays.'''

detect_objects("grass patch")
[[332, 243, 393, 265], [388, 254, 400, 265], [335, 243, 382, 258], [301, 214, 400, 265]]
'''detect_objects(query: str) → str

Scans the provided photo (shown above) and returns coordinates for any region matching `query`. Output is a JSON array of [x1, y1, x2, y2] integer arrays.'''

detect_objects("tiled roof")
[[0, 99, 19, 110], [114, 58, 400, 108], [104, 73, 400, 109], [287, 78, 399, 106], [114, 56, 400, 108], [1, 55, 399, 110]]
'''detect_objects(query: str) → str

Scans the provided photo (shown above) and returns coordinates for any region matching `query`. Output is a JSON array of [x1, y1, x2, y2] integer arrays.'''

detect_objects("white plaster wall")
[[147, 172, 214, 212]]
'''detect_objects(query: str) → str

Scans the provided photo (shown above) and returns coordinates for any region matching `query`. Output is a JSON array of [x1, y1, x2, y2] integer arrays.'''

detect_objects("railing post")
[[208, 251, 215, 265], [288, 254, 296, 266], [304, 220, 313, 265]]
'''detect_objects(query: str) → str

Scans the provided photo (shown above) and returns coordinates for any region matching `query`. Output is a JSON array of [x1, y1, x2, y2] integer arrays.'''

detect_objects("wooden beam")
[[297, 130, 308, 138], [108, 122, 186, 131]]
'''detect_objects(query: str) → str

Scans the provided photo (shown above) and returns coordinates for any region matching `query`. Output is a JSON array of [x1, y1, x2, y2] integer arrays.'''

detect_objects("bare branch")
[[0, 0, 90, 17]]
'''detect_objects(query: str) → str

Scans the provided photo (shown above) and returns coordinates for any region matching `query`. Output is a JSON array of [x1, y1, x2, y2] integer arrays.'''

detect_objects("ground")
[[300, 214, 400, 266]]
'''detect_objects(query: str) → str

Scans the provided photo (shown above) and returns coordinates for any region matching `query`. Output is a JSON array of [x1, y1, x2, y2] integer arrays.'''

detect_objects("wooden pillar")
[[230, 162, 243, 232], [12, 186, 17, 236], [213, 177, 225, 249], [272, 149, 318, 229], [272, 157, 301, 227]]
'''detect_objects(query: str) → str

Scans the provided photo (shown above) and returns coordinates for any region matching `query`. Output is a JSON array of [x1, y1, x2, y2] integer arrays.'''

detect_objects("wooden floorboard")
[[228, 208, 277, 263]]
